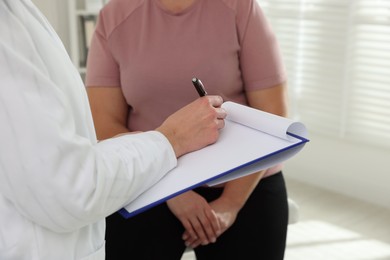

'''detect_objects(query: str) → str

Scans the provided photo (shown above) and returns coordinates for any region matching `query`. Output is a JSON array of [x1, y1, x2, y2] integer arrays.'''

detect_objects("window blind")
[[259, 0, 390, 147]]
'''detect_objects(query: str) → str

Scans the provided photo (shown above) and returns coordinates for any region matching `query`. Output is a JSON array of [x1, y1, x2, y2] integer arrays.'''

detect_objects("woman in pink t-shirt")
[[86, 0, 288, 259]]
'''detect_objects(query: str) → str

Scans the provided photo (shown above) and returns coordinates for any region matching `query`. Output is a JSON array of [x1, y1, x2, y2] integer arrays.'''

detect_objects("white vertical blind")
[[259, 0, 390, 147]]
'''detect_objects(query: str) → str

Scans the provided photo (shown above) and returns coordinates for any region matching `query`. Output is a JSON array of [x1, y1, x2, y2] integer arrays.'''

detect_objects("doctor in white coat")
[[0, 0, 226, 259]]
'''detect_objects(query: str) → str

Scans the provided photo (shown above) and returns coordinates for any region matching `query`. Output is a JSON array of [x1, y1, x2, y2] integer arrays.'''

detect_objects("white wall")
[[285, 134, 390, 209], [32, 0, 71, 52], [31, 0, 390, 210]]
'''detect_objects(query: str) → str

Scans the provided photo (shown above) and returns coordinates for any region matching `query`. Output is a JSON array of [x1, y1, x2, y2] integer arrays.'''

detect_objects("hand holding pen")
[[191, 77, 226, 133], [156, 78, 226, 157]]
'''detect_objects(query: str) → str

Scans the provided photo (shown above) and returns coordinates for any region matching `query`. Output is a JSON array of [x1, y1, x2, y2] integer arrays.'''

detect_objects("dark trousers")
[[105, 172, 288, 260]]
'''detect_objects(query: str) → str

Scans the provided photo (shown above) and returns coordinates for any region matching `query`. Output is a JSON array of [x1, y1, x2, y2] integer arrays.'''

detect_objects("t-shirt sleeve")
[[237, 0, 286, 91], [85, 13, 121, 87]]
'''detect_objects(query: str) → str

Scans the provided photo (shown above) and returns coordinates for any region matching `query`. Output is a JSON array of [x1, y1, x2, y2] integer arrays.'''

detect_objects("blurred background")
[[32, 0, 390, 259]]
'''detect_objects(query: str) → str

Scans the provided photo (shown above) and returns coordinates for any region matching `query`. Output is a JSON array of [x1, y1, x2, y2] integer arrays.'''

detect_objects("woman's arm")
[[247, 83, 288, 117], [87, 87, 130, 140], [219, 83, 288, 207]]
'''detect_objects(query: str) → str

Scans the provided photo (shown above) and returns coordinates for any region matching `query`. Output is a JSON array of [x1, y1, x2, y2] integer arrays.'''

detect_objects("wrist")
[[155, 127, 183, 158], [218, 194, 244, 212]]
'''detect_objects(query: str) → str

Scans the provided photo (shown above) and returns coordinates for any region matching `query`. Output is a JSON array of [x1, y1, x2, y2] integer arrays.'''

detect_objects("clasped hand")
[[167, 190, 239, 249]]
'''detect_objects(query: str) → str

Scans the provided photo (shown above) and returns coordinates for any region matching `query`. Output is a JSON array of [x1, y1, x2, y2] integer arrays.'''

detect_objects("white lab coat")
[[0, 0, 177, 259]]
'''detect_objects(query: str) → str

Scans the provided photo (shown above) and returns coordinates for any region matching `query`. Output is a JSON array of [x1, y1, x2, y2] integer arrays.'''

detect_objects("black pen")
[[192, 77, 207, 97]]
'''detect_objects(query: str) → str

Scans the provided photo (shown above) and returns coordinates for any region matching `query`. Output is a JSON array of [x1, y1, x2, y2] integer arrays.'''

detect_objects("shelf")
[[76, 10, 99, 16], [78, 67, 87, 74], [69, 0, 103, 80]]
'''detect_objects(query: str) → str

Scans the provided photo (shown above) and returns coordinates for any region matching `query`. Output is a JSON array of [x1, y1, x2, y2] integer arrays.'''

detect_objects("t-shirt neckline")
[[153, 0, 201, 16]]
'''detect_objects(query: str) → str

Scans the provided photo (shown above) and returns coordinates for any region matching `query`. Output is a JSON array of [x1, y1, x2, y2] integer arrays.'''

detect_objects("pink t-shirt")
[[86, 0, 286, 177]]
